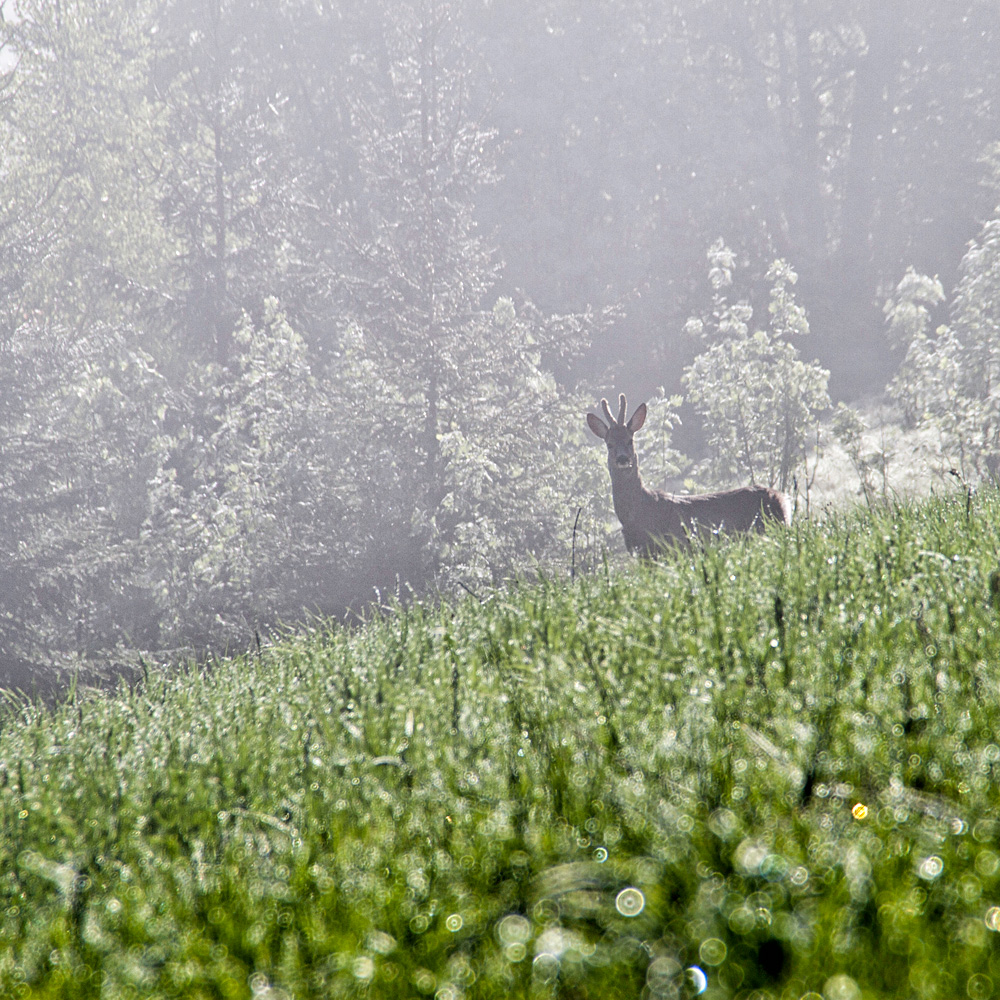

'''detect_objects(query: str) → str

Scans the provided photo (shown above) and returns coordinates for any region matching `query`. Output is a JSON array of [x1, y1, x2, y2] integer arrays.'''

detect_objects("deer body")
[[588, 394, 790, 556]]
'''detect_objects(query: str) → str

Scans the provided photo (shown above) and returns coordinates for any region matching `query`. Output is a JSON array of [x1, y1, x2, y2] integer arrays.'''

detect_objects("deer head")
[[586, 393, 647, 473]]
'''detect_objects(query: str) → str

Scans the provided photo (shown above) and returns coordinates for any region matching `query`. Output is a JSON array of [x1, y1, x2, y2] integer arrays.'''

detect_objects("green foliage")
[[4, 491, 1000, 997], [888, 211, 1000, 479], [159, 302, 349, 640], [884, 268, 946, 354], [0, 304, 339, 670], [0, 316, 176, 682], [327, 297, 602, 595], [0, 1, 606, 676], [885, 267, 953, 434], [831, 404, 891, 508], [0, 0, 164, 331], [682, 244, 831, 492]]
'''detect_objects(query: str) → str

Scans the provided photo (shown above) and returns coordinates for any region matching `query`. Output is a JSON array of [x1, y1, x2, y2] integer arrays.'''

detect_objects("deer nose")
[[615, 455, 631, 467]]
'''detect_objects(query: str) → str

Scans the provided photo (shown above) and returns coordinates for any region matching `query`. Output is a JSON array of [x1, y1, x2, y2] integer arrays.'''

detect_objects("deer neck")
[[608, 460, 649, 525]]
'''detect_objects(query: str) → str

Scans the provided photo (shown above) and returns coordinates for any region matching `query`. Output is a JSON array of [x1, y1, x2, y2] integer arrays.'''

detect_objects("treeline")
[[1, 0, 999, 684], [0, 0, 615, 685]]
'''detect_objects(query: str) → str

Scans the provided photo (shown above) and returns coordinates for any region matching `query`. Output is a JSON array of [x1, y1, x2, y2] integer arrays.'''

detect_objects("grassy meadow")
[[4, 489, 1000, 998]]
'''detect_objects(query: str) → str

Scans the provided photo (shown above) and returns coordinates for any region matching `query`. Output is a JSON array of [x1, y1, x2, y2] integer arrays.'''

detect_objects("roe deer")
[[587, 394, 791, 556]]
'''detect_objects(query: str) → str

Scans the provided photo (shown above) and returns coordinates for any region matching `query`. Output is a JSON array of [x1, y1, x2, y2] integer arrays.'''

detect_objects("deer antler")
[[601, 397, 616, 426], [618, 394, 627, 426]]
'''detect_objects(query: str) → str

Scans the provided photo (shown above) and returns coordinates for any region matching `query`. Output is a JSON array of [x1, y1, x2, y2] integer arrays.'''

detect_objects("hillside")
[[3, 490, 1000, 999]]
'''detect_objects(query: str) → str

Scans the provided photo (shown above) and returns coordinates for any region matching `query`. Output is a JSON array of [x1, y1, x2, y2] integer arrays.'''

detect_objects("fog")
[[1, 0, 998, 686]]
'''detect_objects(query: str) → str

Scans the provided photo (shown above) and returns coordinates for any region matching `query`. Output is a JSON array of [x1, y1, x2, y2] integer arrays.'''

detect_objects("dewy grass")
[[3, 489, 1000, 998]]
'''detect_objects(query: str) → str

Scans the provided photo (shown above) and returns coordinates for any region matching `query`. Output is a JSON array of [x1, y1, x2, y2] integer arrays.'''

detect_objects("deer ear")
[[627, 403, 647, 432], [587, 412, 609, 439]]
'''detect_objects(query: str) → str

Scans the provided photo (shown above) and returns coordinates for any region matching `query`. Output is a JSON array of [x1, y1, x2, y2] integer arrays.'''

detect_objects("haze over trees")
[[1, 0, 999, 683]]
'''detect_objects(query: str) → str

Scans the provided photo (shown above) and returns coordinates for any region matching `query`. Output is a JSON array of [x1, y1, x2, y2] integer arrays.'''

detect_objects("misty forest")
[[3, 0, 1000, 688]]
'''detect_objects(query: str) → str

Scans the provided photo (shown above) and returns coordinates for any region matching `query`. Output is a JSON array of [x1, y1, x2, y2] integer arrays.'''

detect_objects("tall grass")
[[3, 489, 1000, 998]]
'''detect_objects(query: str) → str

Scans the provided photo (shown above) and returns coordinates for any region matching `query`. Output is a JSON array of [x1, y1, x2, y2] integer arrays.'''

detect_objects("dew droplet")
[[497, 914, 532, 944], [918, 855, 944, 880], [504, 942, 526, 962], [646, 955, 681, 996], [967, 973, 993, 1000], [615, 887, 645, 917], [445, 913, 463, 932], [698, 938, 727, 966], [532, 953, 560, 982], [249, 973, 270, 994], [823, 973, 861, 1000], [593, 847, 608, 863], [351, 956, 374, 981]]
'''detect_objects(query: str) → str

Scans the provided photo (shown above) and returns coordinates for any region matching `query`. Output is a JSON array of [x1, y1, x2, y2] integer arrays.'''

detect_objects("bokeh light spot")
[[918, 855, 944, 880], [615, 887, 645, 917], [823, 973, 861, 1000], [685, 965, 708, 995], [968, 974, 993, 1000], [699, 938, 727, 966]]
